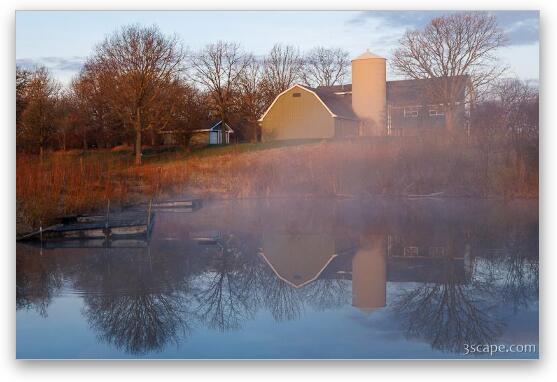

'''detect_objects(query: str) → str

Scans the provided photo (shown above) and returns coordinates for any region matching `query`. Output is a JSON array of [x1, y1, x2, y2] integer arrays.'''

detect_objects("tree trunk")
[[445, 107, 455, 135], [135, 109, 142, 165], [150, 124, 156, 146], [253, 123, 258, 143], [82, 128, 87, 151]]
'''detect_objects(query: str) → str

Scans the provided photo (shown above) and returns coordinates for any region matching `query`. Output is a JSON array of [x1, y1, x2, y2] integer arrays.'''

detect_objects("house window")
[[292, 92, 301, 98], [429, 108, 445, 117], [404, 107, 419, 118], [429, 247, 446, 258]]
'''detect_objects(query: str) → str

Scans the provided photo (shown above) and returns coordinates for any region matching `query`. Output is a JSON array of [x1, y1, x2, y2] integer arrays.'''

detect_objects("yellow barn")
[[258, 84, 360, 141]]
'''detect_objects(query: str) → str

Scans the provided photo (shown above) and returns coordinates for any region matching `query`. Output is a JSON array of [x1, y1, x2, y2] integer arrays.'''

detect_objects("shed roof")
[[209, 120, 234, 132], [194, 120, 235, 133]]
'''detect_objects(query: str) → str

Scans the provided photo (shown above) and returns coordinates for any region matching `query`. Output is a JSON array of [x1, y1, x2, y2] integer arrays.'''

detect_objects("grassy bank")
[[16, 139, 538, 234]]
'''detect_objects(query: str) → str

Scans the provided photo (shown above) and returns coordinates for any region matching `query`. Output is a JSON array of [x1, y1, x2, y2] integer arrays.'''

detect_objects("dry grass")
[[16, 139, 538, 234]]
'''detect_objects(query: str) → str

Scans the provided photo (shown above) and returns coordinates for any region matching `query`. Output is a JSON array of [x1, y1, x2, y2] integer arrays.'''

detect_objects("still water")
[[16, 198, 539, 359]]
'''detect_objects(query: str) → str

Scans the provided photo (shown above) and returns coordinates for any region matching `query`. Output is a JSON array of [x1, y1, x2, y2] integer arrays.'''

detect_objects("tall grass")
[[16, 139, 538, 234]]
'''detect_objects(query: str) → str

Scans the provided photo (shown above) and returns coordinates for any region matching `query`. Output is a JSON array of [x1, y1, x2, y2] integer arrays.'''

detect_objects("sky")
[[15, 10, 540, 86]]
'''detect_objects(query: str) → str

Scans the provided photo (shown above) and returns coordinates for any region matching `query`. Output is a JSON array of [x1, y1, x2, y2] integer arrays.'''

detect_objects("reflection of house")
[[259, 51, 471, 141], [386, 234, 472, 283], [191, 120, 234, 146]]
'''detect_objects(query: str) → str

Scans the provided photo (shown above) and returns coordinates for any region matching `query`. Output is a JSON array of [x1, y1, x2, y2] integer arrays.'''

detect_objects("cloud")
[[347, 11, 539, 46], [16, 56, 85, 72]]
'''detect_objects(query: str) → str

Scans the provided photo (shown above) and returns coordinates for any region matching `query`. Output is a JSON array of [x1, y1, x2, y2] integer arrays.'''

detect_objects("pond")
[[16, 198, 539, 359]]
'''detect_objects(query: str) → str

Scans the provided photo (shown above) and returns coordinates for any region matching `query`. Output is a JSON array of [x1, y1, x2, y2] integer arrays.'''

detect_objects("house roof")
[[386, 75, 470, 106]]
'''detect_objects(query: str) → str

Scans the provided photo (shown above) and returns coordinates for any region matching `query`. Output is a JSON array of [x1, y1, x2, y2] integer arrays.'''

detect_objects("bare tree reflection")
[[392, 260, 504, 353], [80, 250, 196, 355], [303, 279, 351, 311], [483, 224, 539, 313], [16, 247, 63, 317], [192, 234, 260, 331], [259, 268, 304, 321], [84, 291, 191, 355]]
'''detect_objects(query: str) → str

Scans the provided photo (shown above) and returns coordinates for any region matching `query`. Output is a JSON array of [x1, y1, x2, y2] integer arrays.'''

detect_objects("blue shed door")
[[209, 131, 220, 144]]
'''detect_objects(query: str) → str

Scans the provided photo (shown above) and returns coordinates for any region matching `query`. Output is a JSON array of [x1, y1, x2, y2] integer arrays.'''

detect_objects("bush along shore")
[[16, 139, 538, 235]]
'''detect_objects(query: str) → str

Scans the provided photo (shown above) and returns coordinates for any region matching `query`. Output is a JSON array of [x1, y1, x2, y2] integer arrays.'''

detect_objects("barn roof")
[[259, 233, 338, 288], [258, 84, 358, 122], [312, 85, 359, 120]]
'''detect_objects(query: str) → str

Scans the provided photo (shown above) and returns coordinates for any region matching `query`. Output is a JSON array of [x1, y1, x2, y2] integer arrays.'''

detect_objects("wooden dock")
[[17, 197, 202, 243], [17, 211, 155, 242]]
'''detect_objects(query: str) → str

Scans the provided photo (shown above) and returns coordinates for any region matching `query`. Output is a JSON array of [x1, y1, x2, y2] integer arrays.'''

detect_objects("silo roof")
[[352, 51, 386, 60]]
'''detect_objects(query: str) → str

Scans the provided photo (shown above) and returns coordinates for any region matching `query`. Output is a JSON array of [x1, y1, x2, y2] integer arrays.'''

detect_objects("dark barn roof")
[[386, 76, 469, 106], [307, 84, 358, 120]]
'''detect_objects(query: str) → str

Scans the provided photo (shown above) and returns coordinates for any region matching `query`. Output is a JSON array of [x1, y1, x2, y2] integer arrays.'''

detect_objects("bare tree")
[[301, 47, 350, 87], [237, 56, 267, 142], [71, 67, 105, 150], [190, 41, 250, 129], [16, 66, 31, 143], [54, 90, 80, 151], [20, 67, 61, 160], [141, 78, 200, 146], [391, 12, 507, 133], [261, 44, 303, 104], [491, 78, 539, 144], [87, 24, 185, 164]]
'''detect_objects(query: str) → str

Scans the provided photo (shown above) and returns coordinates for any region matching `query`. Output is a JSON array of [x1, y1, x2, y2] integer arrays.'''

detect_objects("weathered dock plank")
[[134, 198, 202, 211], [18, 211, 155, 241]]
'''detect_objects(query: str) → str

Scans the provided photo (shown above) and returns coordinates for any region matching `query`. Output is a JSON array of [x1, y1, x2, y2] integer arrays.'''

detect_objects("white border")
[[2, 1, 554, 381]]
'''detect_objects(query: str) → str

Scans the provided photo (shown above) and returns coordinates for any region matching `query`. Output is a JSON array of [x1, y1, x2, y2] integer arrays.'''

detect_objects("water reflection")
[[16, 199, 539, 358]]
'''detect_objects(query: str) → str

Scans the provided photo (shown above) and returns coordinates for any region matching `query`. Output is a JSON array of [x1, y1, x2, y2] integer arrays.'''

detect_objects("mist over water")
[[16, 198, 539, 359]]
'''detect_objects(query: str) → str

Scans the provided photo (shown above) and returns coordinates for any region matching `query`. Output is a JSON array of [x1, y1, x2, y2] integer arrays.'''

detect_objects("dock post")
[[39, 220, 43, 255], [105, 199, 111, 239], [147, 198, 153, 238], [147, 198, 152, 226]]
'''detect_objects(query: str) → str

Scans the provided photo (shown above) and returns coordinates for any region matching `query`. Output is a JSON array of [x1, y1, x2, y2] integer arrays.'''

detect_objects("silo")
[[351, 51, 387, 135], [351, 232, 387, 312]]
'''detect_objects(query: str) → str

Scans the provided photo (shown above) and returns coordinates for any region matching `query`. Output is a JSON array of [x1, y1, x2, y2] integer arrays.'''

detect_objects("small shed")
[[192, 120, 234, 145]]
